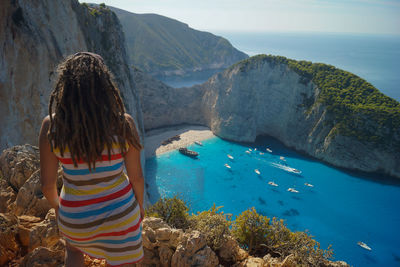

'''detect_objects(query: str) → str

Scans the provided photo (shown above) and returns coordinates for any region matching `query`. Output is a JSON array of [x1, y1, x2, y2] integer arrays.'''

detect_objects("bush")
[[231, 207, 271, 254], [99, 3, 106, 8], [190, 204, 231, 250], [265, 218, 333, 265], [146, 195, 190, 229]]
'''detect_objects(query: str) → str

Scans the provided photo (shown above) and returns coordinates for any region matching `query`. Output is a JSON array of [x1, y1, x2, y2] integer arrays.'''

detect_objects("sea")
[[149, 32, 400, 266]]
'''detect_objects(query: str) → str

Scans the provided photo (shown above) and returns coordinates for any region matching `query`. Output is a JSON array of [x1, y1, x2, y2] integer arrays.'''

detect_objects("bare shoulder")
[[40, 115, 51, 133]]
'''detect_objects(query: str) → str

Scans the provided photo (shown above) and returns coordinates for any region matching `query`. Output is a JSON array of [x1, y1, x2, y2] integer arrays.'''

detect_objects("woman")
[[39, 52, 144, 266]]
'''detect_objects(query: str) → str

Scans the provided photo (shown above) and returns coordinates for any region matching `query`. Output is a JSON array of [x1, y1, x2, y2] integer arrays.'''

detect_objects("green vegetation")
[[190, 204, 231, 250], [146, 195, 190, 229], [234, 55, 400, 148], [109, 7, 248, 75], [147, 197, 333, 265]]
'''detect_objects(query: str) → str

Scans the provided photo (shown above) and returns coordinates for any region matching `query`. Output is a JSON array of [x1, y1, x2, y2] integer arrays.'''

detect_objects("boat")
[[254, 148, 257, 151], [287, 167, 302, 174], [357, 241, 372, 251], [249, 148, 253, 152], [178, 147, 199, 158], [266, 148, 272, 153], [224, 163, 231, 169], [259, 152, 264, 155], [245, 150, 251, 154], [304, 183, 314, 187], [255, 169, 261, 175], [280, 156, 286, 161], [287, 188, 299, 193], [270, 163, 302, 175], [227, 154, 234, 160], [194, 141, 203, 146], [268, 181, 278, 187]]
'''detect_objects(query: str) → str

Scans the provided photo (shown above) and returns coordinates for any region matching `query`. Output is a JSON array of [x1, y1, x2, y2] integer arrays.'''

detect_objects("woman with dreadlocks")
[[39, 52, 144, 266]]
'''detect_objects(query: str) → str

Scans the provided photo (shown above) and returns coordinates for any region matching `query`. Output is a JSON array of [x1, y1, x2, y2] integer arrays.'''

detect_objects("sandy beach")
[[144, 125, 215, 158]]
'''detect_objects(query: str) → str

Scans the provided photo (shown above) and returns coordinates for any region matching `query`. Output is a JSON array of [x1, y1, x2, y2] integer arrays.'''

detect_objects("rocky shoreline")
[[0, 145, 349, 267]]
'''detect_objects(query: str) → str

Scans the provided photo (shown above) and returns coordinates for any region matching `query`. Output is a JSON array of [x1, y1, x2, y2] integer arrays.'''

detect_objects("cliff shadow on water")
[[236, 134, 400, 187]]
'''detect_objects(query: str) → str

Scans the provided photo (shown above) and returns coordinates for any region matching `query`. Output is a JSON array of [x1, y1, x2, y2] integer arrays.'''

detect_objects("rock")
[[156, 227, 184, 248], [84, 254, 106, 266], [218, 235, 248, 263], [0, 145, 39, 190], [0, 213, 20, 266], [14, 169, 52, 218], [137, 247, 161, 266], [171, 230, 218, 267], [18, 209, 60, 252], [158, 245, 174, 267], [20, 246, 64, 267], [142, 216, 170, 230], [262, 254, 282, 267], [233, 256, 264, 267], [0, 0, 144, 151], [0, 179, 17, 213]]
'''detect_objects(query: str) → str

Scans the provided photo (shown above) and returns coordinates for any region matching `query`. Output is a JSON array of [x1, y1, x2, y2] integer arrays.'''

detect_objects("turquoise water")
[[146, 136, 400, 267]]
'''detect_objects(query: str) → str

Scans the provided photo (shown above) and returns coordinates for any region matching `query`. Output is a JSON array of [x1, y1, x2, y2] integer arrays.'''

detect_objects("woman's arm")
[[124, 114, 145, 219], [39, 116, 60, 210]]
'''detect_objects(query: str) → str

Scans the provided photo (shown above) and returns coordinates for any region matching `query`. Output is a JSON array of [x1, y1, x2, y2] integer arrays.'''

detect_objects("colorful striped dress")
[[53, 143, 144, 266]]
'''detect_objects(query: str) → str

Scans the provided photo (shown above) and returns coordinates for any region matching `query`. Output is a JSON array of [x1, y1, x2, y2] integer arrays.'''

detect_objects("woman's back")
[[54, 143, 144, 265]]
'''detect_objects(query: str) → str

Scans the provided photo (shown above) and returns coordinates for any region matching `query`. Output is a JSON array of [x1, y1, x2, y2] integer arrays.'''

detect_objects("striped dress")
[[53, 143, 144, 266]]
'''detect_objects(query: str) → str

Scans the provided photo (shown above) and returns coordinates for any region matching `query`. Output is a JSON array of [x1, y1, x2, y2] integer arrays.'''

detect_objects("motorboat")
[[178, 147, 199, 158], [245, 150, 251, 154], [287, 167, 302, 174], [227, 154, 234, 160], [287, 188, 299, 193], [357, 241, 372, 251], [304, 183, 314, 187], [266, 148, 272, 153], [224, 163, 231, 169], [270, 163, 302, 175], [249, 148, 253, 152], [255, 169, 261, 175], [259, 152, 264, 155], [280, 156, 286, 161], [194, 141, 203, 146], [268, 181, 278, 187]]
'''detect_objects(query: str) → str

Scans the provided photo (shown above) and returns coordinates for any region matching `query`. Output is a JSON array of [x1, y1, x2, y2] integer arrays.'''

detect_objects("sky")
[[83, 0, 400, 35]]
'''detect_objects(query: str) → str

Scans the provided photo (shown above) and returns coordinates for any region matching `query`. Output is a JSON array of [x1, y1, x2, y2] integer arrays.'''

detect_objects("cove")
[[145, 135, 400, 266]]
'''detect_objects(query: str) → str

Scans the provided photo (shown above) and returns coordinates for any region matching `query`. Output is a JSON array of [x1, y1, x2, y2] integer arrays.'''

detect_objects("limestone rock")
[[171, 230, 218, 267], [20, 246, 64, 267], [138, 247, 161, 266], [14, 169, 52, 218], [0, 213, 20, 266], [18, 209, 60, 252], [142, 217, 170, 230], [233, 256, 265, 267], [218, 235, 248, 263], [158, 246, 174, 267], [0, 145, 39, 190], [0, 179, 17, 213], [0, 0, 144, 151]]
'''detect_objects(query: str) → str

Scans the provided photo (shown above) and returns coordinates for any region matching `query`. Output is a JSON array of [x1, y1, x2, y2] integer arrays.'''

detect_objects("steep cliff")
[[109, 6, 248, 78], [0, 0, 144, 150], [139, 55, 400, 178]]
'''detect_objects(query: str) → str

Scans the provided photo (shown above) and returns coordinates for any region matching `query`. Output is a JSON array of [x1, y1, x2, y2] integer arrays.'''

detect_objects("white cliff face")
[[0, 0, 144, 150], [138, 57, 400, 178]]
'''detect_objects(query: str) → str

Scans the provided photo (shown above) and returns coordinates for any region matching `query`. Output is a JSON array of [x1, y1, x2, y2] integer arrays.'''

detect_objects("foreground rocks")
[[0, 145, 349, 266]]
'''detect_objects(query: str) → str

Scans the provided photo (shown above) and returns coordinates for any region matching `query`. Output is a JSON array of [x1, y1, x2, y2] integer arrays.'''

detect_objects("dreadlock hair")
[[48, 52, 142, 171]]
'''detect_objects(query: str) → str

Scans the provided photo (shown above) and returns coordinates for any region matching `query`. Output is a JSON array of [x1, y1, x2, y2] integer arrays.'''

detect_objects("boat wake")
[[270, 163, 302, 175]]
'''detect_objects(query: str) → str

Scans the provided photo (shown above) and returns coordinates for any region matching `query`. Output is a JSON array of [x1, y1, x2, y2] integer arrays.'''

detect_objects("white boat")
[[268, 181, 278, 187], [287, 188, 299, 193], [254, 148, 257, 151], [357, 241, 372, 251], [227, 154, 234, 160], [194, 141, 203, 146], [254, 169, 261, 175], [249, 148, 253, 151], [245, 150, 251, 154], [280, 156, 286, 161], [304, 183, 314, 187], [270, 163, 302, 175], [259, 152, 264, 155], [224, 163, 231, 169], [266, 148, 272, 153]]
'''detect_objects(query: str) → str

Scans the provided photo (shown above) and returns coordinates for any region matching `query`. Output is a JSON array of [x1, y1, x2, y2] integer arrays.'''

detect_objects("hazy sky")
[[84, 0, 400, 35]]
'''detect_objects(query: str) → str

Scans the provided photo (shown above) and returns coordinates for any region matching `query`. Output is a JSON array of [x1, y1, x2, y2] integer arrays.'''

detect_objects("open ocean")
[[162, 32, 400, 102], [150, 32, 400, 266]]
